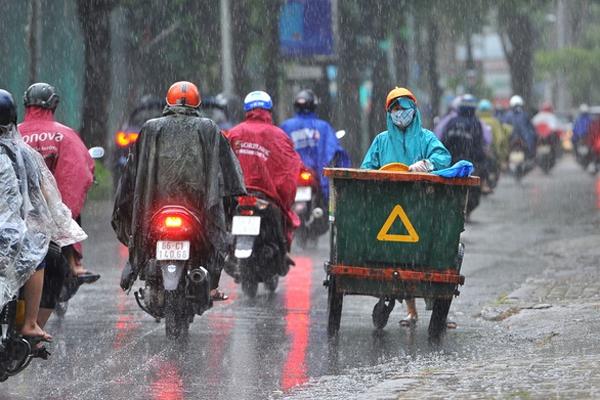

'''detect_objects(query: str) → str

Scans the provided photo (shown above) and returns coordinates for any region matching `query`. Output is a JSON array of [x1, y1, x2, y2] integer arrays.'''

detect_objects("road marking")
[[377, 204, 419, 243]]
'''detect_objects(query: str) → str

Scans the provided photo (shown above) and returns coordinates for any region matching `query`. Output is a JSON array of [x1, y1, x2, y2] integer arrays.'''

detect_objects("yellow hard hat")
[[385, 87, 417, 110]]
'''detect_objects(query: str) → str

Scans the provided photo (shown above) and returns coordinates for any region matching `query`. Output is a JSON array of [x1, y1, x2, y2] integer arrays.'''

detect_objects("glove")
[[408, 160, 431, 172]]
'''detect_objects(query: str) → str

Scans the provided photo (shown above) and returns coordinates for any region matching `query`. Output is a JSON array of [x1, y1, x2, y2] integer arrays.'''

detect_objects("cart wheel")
[[327, 277, 343, 337], [428, 298, 452, 339], [372, 298, 395, 330]]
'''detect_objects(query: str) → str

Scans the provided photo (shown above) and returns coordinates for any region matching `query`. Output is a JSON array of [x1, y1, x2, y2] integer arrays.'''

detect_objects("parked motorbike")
[[133, 205, 212, 339], [0, 297, 50, 382], [293, 168, 327, 249], [230, 193, 289, 298]]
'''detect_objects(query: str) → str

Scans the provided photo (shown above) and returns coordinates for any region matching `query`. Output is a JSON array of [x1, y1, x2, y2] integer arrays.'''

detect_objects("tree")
[[497, 0, 543, 109], [77, 0, 117, 146]]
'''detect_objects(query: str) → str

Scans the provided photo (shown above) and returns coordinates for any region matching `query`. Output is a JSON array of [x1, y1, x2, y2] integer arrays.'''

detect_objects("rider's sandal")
[[446, 321, 458, 329], [399, 313, 418, 327], [22, 333, 52, 345]]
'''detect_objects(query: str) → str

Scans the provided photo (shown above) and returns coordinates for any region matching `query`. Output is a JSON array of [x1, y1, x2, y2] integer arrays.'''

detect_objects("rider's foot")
[[399, 313, 418, 327], [210, 288, 228, 301], [21, 323, 52, 342]]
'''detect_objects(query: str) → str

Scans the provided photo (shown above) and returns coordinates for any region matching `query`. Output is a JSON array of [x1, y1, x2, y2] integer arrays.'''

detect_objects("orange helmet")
[[385, 87, 417, 110], [166, 81, 201, 108]]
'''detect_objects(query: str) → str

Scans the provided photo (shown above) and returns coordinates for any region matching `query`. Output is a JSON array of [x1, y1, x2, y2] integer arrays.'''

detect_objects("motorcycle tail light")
[[237, 196, 258, 207], [164, 216, 183, 228], [151, 207, 198, 239], [298, 169, 314, 186], [240, 209, 254, 216], [115, 131, 140, 148]]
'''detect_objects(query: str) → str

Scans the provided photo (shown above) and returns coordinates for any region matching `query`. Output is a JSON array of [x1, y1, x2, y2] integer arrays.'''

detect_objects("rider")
[[0, 89, 86, 343], [572, 103, 591, 147], [112, 81, 246, 301], [502, 95, 537, 159], [280, 89, 350, 204], [227, 91, 303, 249], [477, 99, 511, 170], [441, 94, 489, 191], [532, 102, 562, 150], [18, 82, 98, 327], [361, 87, 451, 326]]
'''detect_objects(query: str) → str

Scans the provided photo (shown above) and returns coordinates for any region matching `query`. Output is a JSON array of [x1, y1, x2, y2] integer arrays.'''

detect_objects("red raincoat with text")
[[227, 109, 302, 239], [19, 107, 94, 255]]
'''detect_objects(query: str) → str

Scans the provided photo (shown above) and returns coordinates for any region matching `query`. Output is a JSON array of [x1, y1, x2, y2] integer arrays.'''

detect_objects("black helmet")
[[0, 89, 17, 126], [294, 89, 318, 113], [23, 82, 59, 111]]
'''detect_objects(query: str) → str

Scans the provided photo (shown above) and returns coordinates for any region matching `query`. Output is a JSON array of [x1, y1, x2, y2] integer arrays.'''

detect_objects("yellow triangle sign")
[[377, 204, 420, 243]]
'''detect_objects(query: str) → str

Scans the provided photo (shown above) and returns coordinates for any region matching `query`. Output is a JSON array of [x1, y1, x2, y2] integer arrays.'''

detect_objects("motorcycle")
[[55, 146, 105, 318], [0, 297, 50, 382], [293, 168, 327, 249], [133, 205, 212, 339], [229, 193, 289, 298], [535, 134, 557, 174], [508, 138, 535, 182]]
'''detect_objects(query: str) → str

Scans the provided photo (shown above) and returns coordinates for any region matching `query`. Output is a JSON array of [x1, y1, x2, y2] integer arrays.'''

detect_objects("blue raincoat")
[[360, 107, 451, 170], [572, 113, 591, 143], [280, 112, 350, 201]]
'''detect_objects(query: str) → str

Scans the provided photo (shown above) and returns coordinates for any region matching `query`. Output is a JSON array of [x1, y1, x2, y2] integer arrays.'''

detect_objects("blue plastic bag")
[[432, 160, 474, 178]]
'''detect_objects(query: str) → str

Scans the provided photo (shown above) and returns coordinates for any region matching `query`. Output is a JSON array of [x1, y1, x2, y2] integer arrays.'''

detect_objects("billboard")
[[279, 0, 335, 58]]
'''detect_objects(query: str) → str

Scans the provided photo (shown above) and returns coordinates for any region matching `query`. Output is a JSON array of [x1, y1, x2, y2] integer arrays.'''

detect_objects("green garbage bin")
[[323, 168, 479, 338]]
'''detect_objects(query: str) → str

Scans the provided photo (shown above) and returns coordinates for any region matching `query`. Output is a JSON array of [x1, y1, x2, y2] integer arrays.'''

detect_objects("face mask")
[[390, 108, 415, 129]]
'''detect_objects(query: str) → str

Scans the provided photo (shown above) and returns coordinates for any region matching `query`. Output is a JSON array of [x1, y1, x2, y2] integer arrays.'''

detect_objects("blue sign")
[[279, 0, 334, 57]]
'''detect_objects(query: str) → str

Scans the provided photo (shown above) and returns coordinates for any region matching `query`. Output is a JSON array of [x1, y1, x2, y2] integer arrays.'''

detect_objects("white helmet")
[[509, 95, 524, 108], [579, 103, 589, 113], [243, 90, 273, 112]]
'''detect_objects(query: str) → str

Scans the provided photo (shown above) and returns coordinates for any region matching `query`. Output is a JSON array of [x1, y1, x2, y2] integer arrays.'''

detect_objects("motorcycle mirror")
[[335, 130, 346, 140], [89, 146, 105, 159]]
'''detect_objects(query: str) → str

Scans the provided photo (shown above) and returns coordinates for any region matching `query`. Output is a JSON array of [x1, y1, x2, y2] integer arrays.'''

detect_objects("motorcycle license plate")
[[578, 145, 589, 156], [156, 241, 190, 261], [295, 186, 312, 202], [538, 144, 551, 155], [509, 151, 525, 164], [232, 216, 261, 236]]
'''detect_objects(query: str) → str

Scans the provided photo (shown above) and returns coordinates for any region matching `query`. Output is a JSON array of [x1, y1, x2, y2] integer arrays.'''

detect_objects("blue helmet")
[[243, 91, 272, 112], [0, 89, 17, 126], [478, 99, 493, 112]]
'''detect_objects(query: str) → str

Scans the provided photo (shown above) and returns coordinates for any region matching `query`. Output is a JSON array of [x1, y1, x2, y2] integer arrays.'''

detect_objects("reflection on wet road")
[[281, 257, 312, 390]]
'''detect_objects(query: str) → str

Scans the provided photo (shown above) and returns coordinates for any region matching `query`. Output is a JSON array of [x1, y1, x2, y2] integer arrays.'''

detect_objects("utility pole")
[[556, 0, 570, 113], [220, 0, 234, 95]]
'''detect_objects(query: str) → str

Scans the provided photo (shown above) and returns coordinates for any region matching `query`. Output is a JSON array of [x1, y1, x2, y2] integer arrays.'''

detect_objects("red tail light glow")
[[237, 196, 258, 207], [115, 131, 140, 148], [164, 216, 183, 228], [298, 170, 314, 185], [151, 206, 198, 239]]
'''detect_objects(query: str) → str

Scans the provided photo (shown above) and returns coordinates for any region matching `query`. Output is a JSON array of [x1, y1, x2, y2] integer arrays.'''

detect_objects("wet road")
[[2, 155, 599, 399]]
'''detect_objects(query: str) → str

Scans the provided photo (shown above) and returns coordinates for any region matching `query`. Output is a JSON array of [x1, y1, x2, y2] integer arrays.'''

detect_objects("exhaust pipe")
[[188, 267, 208, 283], [311, 207, 324, 219]]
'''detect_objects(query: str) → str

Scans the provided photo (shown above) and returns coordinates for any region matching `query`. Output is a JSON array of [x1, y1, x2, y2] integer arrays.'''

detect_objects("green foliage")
[[536, 48, 600, 104], [535, 4, 600, 104], [88, 160, 113, 201]]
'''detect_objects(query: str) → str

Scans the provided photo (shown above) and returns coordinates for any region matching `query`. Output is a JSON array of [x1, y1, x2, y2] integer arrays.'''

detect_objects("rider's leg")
[[21, 267, 51, 340]]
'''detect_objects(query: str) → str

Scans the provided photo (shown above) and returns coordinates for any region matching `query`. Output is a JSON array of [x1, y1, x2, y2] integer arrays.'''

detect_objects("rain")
[[1, 0, 600, 399]]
